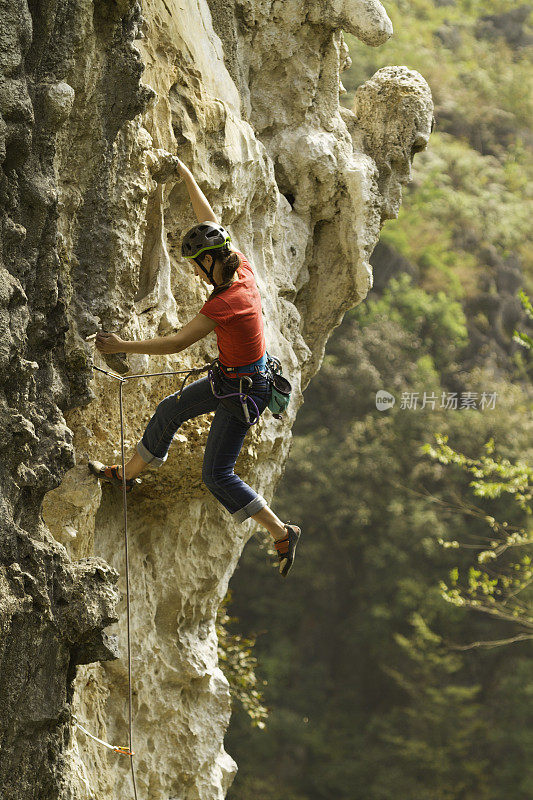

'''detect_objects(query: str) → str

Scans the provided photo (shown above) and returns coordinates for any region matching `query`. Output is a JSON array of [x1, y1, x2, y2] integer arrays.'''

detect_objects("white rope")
[[72, 358, 213, 800], [72, 715, 134, 756]]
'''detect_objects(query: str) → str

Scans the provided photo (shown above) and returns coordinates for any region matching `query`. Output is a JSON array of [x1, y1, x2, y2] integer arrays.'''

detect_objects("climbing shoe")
[[88, 460, 140, 492], [274, 524, 301, 578]]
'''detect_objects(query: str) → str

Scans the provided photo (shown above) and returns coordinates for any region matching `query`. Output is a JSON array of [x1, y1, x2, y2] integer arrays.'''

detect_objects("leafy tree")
[[224, 5, 533, 796], [513, 289, 533, 350], [226, 287, 533, 800], [424, 433, 533, 644], [217, 590, 268, 728], [369, 613, 493, 800]]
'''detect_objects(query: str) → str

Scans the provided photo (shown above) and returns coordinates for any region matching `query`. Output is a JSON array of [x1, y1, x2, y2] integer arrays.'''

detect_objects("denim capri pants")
[[135, 369, 272, 523]]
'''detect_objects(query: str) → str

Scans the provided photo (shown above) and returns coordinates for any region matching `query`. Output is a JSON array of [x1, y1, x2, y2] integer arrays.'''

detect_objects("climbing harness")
[[208, 359, 261, 426], [208, 353, 291, 423], [75, 358, 215, 800]]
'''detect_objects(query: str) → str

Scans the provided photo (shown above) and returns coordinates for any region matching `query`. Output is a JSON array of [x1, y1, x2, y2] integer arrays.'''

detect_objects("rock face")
[[0, 1, 433, 799]]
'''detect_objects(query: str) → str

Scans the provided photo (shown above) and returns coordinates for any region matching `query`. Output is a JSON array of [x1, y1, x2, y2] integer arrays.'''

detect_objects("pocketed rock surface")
[[0, 1, 433, 798]]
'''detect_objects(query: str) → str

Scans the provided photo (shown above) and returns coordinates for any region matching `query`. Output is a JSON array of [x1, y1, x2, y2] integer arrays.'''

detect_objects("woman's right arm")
[[119, 314, 218, 356], [177, 160, 219, 225]]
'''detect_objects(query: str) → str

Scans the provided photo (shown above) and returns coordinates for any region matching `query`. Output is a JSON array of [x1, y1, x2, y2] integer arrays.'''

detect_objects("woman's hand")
[[95, 332, 126, 354]]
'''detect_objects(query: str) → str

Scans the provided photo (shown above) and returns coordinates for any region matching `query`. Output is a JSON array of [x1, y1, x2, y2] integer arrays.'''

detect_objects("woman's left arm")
[[95, 313, 217, 356]]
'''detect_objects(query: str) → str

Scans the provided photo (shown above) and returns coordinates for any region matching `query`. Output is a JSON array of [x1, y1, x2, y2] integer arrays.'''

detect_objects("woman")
[[89, 157, 300, 577]]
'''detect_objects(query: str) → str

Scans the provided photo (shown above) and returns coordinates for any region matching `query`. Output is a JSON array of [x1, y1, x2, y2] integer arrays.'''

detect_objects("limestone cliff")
[[0, 1, 433, 798]]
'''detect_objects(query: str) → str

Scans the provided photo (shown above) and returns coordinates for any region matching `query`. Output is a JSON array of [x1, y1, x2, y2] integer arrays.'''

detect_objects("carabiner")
[[239, 376, 253, 424]]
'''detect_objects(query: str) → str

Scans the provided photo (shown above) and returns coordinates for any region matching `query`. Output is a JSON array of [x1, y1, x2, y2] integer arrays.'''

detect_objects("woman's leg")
[[251, 506, 289, 541], [202, 405, 294, 543], [118, 451, 148, 480], [202, 404, 269, 523], [117, 376, 218, 478]]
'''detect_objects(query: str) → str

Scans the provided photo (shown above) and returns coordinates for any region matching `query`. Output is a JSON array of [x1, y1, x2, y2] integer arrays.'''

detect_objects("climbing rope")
[[74, 359, 213, 799]]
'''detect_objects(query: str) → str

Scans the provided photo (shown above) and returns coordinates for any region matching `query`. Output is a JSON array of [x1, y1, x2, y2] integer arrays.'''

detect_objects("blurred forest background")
[[223, 1, 533, 798]]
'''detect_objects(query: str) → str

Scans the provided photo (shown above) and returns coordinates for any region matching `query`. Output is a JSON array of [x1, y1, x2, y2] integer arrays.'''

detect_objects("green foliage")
[[224, 4, 533, 797], [341, 0, 533, 300], [513, 290, 533, 350], [375, 133, 531, 297], [358, 271, 468, 371], [216, 590, 268, 728], [226, 293, 533, 799], [370, 612, 492, 800], [423, 433, 533, 638], [342, 0, 533, 148]]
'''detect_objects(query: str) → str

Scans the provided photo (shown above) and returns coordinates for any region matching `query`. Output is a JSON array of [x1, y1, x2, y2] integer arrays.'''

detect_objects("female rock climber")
[[88, 157, 300, 577]]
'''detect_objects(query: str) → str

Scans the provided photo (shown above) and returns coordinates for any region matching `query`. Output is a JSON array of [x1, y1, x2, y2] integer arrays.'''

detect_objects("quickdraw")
[[72, 714, 135, 756]]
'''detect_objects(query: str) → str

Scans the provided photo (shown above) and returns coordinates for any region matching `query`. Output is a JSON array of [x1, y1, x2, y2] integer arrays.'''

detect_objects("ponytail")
[[209, 246, 241, 298]]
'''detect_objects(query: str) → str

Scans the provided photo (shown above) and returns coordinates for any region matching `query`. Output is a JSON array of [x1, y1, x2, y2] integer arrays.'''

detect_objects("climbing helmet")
[[181, 222, 231, 261]]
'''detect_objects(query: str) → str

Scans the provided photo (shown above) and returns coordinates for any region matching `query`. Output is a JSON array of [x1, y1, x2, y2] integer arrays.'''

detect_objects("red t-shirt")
[[200, 250, 266, 367]]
